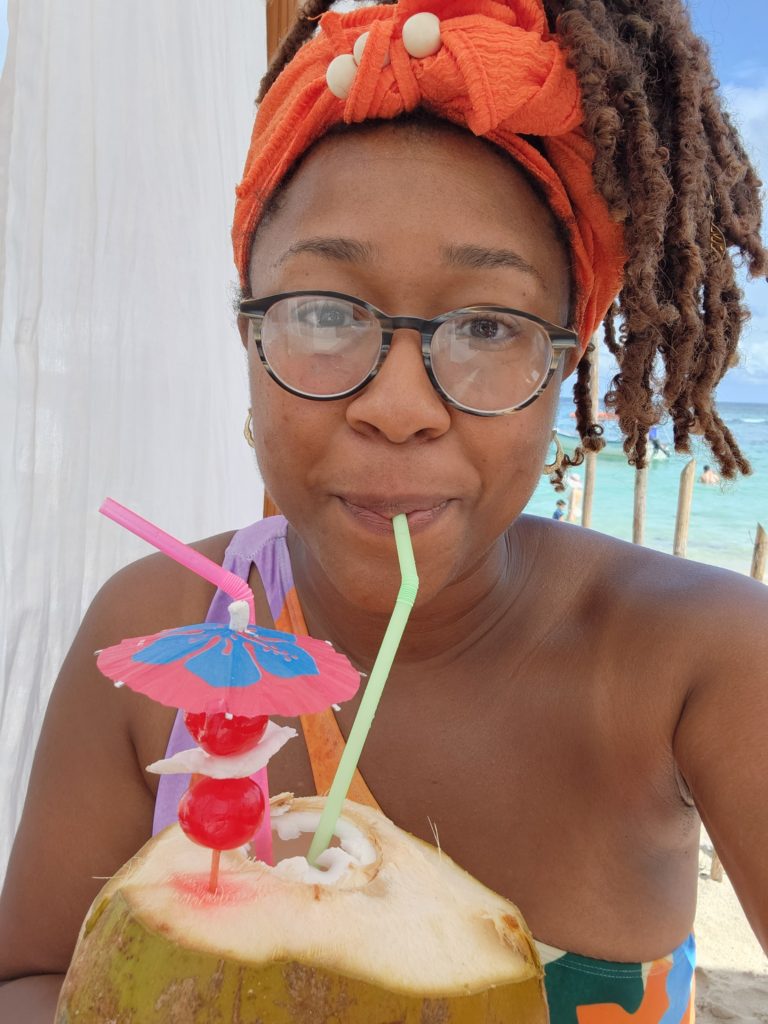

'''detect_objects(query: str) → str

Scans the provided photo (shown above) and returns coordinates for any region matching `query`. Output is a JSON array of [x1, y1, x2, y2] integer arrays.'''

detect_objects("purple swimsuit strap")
[[152, 516, 291, 835]]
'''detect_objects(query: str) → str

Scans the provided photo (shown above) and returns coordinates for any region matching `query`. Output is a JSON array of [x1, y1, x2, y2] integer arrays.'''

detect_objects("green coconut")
[[56, 796, 548, 1023]]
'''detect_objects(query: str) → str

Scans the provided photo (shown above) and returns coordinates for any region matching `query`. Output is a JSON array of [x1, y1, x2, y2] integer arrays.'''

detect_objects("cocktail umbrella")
[[97, 600, 360, 717], [97, 598, 360, 880], [95, 500, 361, 879]]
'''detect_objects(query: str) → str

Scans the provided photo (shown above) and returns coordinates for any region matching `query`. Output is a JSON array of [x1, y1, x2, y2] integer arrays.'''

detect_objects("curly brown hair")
[[258, 0, 767, 478]]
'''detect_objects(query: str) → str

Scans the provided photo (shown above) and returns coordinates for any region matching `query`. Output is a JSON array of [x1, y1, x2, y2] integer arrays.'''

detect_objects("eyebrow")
[[275, 236, 377, 266], [275, 236, 545, 285], [442, 243, 545, 284]]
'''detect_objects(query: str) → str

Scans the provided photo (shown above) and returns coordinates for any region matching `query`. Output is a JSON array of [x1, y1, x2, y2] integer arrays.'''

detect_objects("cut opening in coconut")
[[259, 806, 379, 888]]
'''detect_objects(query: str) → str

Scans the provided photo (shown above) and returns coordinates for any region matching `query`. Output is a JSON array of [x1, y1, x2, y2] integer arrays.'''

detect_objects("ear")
[[562, 344, 583, 381], [237, 314, 250, 352]]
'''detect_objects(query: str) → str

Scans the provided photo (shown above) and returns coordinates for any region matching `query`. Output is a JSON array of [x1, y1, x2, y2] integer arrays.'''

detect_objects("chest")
[[340, 659, 681, 897], [266, 652, 699, 958]]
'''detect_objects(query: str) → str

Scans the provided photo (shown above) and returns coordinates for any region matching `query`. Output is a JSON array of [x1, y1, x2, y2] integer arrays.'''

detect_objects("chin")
[[316, 532, 472, 616], [323, 548, 414, 608]]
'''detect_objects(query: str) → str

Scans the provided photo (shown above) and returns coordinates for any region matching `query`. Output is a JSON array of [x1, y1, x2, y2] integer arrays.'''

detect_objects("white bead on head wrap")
[[353, 31, 391, 67], [401, 12, 442, 58], [326, 52, 358, 99]]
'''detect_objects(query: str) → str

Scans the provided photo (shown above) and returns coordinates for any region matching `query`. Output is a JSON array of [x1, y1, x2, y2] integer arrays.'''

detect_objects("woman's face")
[[242, 124, 574, 609]]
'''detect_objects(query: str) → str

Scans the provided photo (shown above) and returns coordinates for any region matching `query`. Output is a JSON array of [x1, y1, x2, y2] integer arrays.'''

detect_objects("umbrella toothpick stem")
[[208, 849, 221, 893]]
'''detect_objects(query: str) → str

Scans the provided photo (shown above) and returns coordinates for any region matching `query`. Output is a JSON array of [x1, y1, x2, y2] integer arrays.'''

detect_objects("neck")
[[286, 521, 539, 674]]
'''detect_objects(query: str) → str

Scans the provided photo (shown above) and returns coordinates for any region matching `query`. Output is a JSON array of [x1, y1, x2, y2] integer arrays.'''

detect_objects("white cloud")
[[724, 78, 768, 183], [718, 72, 768, 395], [738, 290, 768, 380]]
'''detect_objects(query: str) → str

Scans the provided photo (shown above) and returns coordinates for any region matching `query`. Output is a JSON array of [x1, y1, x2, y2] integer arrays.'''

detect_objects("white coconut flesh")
[[101, 796, 540, 998]]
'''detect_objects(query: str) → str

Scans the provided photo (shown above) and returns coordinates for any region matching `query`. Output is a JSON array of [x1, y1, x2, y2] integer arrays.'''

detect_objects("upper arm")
[[0, 535, 235, 980], [673, 578, 768, 952]]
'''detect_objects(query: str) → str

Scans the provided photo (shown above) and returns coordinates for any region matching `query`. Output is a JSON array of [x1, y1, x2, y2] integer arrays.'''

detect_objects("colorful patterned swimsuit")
[[154, 516, 696, 1023]]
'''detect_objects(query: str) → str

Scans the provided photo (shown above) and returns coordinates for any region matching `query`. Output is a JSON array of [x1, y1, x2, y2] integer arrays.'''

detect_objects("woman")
[[1, 0, 766, 1019]]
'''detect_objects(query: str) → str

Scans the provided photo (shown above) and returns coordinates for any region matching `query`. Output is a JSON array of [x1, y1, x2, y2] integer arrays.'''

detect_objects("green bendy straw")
[[307, 514, 419, 864]]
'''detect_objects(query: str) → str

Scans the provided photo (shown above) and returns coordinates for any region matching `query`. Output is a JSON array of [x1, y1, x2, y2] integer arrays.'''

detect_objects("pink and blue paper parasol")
[[97, 601, 359, 718]]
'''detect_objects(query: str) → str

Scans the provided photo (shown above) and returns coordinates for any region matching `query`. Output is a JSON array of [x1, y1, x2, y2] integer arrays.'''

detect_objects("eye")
[[451, 312, 527, 347], [469, 317, 510, 340], [295, 299, 358, 329]]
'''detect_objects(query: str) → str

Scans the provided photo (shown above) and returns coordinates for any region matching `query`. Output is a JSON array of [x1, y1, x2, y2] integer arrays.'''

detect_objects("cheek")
[[490, 380, 560, 458], [248, 360, 298, 484], [479, 425, 550, 488], [470, 394, 559, 498], [247, 356, 333, 501]]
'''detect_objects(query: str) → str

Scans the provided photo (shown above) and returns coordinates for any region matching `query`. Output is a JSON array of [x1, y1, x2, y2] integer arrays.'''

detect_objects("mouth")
[[338, 495, 453, 534]]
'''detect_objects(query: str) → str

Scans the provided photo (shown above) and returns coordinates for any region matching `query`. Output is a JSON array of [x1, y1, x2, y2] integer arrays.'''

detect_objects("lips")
[[338, 494, 453, 534]]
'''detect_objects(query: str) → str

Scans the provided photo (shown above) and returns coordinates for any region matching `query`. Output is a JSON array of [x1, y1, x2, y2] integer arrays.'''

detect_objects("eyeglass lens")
[[259, 295, 553, 412]]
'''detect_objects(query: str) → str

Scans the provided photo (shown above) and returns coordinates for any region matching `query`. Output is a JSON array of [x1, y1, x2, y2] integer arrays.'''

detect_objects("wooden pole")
[[260, 0, 299, 519], [750, 523, 766, 582], [632, 465, 648, 545], [582, 457, 597, 528], [673, 460, 696, 558], [267, 0, 299, 61], [581, 341, 600, 528]]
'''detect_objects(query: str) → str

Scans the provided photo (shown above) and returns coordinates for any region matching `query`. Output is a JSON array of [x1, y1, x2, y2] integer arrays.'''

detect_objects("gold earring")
[[243, 410, 256, 449], [542, 430, 564, 475], [710, 221, 726, 261]]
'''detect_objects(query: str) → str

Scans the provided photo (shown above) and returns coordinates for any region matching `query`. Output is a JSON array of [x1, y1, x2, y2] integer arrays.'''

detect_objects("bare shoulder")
[[513, 519, 768, 953], [520, 514, 768, 663], [93, 530, 237, 631], [516, 516, 768, 770], [91, 530, 275, 640], [605, 527, 767, 666], [577, 532, 768, 951], [0, 529, 255, 981]]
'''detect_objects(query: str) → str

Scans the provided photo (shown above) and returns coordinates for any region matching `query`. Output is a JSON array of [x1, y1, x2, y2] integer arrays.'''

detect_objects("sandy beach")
[[696, 836, 767, 1022]]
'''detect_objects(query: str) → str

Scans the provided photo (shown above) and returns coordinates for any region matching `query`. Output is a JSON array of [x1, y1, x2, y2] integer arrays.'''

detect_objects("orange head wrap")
[[233, 0, 627, 347]]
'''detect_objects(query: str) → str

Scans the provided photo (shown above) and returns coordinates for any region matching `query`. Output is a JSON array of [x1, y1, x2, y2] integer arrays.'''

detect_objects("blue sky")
[[685, 0, 768, 402], [0, 1, 765, 400]]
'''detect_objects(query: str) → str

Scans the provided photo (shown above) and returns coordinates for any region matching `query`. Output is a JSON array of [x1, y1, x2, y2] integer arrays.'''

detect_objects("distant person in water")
[[649, 425, 669, 457], [552, 499, 567, 521], [700, 465, 721, 486]]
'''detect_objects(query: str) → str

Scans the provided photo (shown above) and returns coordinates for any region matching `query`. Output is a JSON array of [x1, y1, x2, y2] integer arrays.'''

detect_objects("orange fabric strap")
[[274, 581, 380, 810]]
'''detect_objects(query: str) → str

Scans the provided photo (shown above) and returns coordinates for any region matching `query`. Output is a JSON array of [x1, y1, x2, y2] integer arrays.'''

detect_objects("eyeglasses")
[[238, 290, 578, 416]]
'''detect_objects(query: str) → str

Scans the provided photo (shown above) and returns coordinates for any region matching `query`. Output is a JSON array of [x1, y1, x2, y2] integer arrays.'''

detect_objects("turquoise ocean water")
[[524, 401, 768, 576]]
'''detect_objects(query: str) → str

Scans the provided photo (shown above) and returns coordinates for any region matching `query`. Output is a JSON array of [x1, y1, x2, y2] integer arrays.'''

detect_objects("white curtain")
[[0, 0, 267, 881]]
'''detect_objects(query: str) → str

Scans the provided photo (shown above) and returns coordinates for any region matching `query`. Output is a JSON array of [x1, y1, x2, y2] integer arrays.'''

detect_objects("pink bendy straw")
[[99, 498, 273, 864], [100, 498, 256, 621]]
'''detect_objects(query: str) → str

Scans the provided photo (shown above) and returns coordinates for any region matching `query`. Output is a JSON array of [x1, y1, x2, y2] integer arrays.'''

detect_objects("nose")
[[345, 329, 451, 443]]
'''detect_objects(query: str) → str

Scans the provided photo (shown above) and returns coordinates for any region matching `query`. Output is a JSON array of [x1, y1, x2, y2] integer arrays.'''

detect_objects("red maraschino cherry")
[[178, 776, 265, 850], [184, 710, 268, 756]]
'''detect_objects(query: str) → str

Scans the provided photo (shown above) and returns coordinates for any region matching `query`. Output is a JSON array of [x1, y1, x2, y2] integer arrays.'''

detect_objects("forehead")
[[249, 124, 571, 316]]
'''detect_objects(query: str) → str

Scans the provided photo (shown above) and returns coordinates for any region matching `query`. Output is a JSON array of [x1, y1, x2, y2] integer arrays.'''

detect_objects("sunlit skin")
[[242, 126, 575, 668], [1, 124, 767, 1016]]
